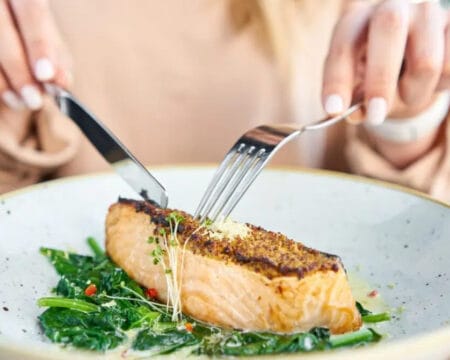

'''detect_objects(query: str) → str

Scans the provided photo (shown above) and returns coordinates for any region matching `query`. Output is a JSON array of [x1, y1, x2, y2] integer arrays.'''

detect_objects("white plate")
[[0, 166, 449, 359]]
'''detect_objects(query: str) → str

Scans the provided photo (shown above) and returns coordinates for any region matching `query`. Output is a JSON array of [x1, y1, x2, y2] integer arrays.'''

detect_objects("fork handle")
[[303, 102, 363, 132]]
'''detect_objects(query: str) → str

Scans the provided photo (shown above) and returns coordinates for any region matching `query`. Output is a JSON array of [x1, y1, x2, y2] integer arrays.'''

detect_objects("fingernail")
[[20, 85, 43, 110], [34, 58, 55, 81], [366, 97, 387, 126], [1, 90, 25, 110], [324, 94, 344, 114]]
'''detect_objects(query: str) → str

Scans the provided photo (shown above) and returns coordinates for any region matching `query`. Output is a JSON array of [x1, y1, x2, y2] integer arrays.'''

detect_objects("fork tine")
[[196, 144, 249, 221], [220, 155, 267, 219], [195, 106, 365, 221], [199, 148, 248, 219], [194, 150, 236, 218], [210, 147, 265, 221]]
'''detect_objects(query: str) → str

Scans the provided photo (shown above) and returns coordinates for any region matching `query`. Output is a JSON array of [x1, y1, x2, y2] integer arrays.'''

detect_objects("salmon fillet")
[[105, 199, 361, 334]]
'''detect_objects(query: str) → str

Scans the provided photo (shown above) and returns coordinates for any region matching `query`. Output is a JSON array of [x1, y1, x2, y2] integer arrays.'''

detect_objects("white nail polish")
[[1, 90, 25, 110], [324, 94, 344, 114], [366, 97, 387, 126], [34, 58, 55, 81], [20, 85, 43, 110]]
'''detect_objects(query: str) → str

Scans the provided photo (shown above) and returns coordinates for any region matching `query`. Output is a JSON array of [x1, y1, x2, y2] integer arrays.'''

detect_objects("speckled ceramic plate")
[[0, 166, 449, 360]]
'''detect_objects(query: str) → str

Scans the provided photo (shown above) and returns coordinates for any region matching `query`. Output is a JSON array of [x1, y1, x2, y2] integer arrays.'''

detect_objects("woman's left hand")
[[322, 0, 449, 125]]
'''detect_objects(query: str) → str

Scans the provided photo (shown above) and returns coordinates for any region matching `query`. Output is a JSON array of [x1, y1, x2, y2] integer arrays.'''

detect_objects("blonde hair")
[[229, 0, 325, 76]]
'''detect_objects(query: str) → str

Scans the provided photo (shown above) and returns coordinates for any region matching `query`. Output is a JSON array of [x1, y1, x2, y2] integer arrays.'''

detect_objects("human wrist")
[[370, 127, 441, 168], [363, 92, 449, 168], [364, 91, 449, 143]]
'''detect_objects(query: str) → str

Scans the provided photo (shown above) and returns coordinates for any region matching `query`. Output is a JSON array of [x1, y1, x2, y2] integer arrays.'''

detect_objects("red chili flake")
[[146, 288, 158, 299], [367, 289, 379, 298], [84, 284, 97, 296], [185, 322, 194, 332]]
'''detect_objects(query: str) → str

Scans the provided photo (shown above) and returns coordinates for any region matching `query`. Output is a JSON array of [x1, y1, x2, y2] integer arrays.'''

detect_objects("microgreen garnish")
[[149, 212, 185, 321]]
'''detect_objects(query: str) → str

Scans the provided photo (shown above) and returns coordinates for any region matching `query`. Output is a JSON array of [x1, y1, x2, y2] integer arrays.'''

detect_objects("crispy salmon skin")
[[105, 199, 361, 334]]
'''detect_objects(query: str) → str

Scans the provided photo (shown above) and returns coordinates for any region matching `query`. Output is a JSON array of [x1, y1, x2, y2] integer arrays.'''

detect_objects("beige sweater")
[[0, 0, 449, 203]]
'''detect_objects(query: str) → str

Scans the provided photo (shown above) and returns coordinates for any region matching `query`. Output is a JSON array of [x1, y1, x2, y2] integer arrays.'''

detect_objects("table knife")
[[45, 84, 169, 208]]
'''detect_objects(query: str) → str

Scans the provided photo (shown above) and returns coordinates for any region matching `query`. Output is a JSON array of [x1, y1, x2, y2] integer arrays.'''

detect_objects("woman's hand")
[[322, 0, 449, 125], [0, 0, 71, 111]]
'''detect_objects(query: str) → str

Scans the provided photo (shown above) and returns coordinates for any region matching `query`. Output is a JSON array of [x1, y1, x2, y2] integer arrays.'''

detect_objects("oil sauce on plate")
[[348, 272, 390, 314]]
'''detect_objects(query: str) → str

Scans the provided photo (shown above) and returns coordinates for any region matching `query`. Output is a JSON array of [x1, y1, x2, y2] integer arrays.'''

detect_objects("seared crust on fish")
[[105, 199, 361, 334]]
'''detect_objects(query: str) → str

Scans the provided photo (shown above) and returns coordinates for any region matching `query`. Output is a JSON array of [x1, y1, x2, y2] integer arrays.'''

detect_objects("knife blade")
[[45, 84, 169, 208]]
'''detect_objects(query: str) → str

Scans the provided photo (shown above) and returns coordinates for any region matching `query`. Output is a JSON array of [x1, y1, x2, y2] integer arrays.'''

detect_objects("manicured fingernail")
[[366, 97, 387, 126], [324, 94, 344, 114], [20, 85, 43, 110], [34, 58, 55, 81], [1, 90, 25, 110]]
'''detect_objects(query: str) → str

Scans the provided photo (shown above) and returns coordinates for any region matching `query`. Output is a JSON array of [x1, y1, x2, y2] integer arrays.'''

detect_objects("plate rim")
[[0, 164, 448, 209], [1, 164, 449, 359]]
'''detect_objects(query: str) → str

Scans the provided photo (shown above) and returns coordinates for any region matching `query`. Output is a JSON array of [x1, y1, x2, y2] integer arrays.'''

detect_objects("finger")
[[9, 0, 54, 81], [437, 12, 450, 90], [399, 3, 445, 105], [10, 0, 71, 87], [0, 68, 25, 110], [322, 3, 372, 115], [53, 41, 73, 88], [0, 1, 42, 110], [365, 0, 409, 125]]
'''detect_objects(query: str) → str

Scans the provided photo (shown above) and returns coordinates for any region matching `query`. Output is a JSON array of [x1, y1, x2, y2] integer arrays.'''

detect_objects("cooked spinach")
[[133, 327, 198, 354], [197, 327, 382, 356], [39, 307, 126, 351], [198, 328, 329, 356], [356, 301, 372, 316], [38, 238, 384, 356], [356, 301, 391, 323]]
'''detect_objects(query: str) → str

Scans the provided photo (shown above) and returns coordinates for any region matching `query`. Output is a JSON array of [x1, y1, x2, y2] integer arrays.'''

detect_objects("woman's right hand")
[[0, 0, 71, 111]]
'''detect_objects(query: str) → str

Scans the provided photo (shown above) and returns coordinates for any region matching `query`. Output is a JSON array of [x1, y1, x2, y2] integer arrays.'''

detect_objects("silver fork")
[[194, 102, 363, 222]]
